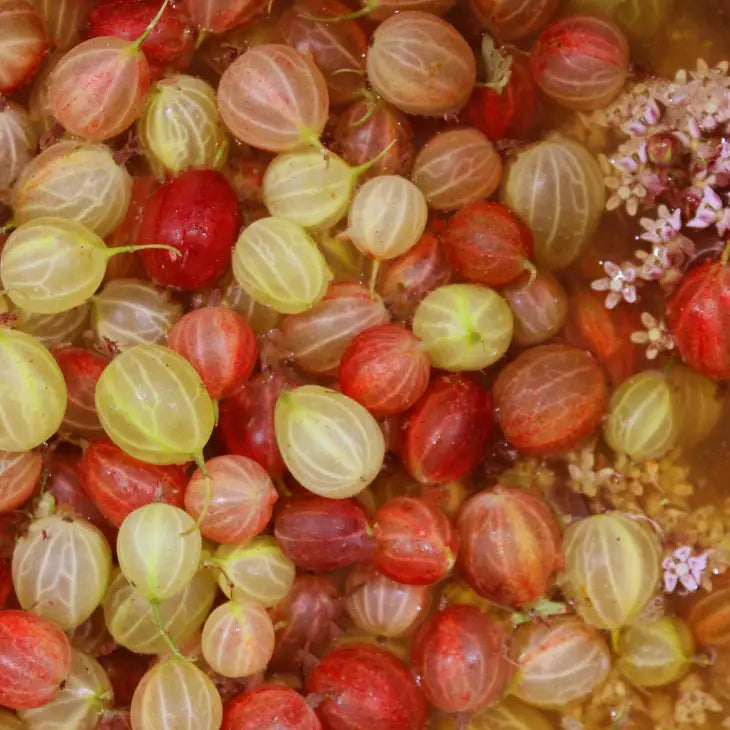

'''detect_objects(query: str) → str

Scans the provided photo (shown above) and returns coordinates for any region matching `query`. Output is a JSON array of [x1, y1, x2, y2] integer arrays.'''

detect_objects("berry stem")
[[104, 243, 181, 260], [351, 139, 397, 179], [133, 0, 170, 52], [151, 602, 187, 661], [369, 258, 381, 298]]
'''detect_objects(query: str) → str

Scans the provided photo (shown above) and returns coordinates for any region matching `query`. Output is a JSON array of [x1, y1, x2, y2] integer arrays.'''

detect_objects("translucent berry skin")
[[269, 574, 344, 673], [339, 324, 430, 418], [470, 0, 559, 41], [402, 374, 494, 484], [530, 15, 629, 111], [137, 169, 241, 291], [441, 201, 533, 287], [377, 232, 452, 321], [306, 643, 427, 730], [373, 497, 458, 585], [86, 0, 195, 79], [334, 100, 415, 181], [411, 605, 512, 713], [167, 307, 257, 400], [457, 486, 563, 608], [493, 344, 608, 456], [218, 373, 289, 478], [275, 495, 374, 572], [688, 585, 730, 648], [0, 450, 42, 513], [80, 440, 187, 528], [464, 51, 538, 141], [0, 0, 48, 94], [667, 260, 730, 380], [564, 288, 641, 386], [53, 346, 108, 439], [223, 684, 322, 730], [0, 609, 72, 710]]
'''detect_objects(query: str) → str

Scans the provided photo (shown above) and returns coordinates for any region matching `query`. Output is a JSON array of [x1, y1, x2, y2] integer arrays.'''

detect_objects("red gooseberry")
[[80, 440, 187, 527], [274, 495, 375, 572], [334, 100, 415, 181], [86, 0, 195, 79], [306, 643, 427, 730], [530, 15, 630, 111], [687, 584, 730, 648], [0, 450, 42, 513], [137, 169, 241, 291], [167, 307, 257, 400], [564, 287, 642, 386], [464, 49, 538, 141], [339, 324, 431, 418], [269, 574, 344, 673], [223, 684, 322, 730], [667, 258, 730, 380], [0, 557, 12, 606], [470, 0, 558, 41], [441, 200, 534, 287], [184, 454, 278, 544], [45, 449, 117, 544], [0, 609, 73, 709], [411, 604, 513, 713], [457, 485, 563, 608], [493, 344, 608, 456], [53, 346, 108, 440], [187, 0, 263, 34], [278, 0, 368, 107], [280, 282, 390, 378], [218, 372, 290, 479], [0, 0, 48, 94], [401, 374, 494, 484], [373, 496, 458, 585], [377, 232, 452, 321]]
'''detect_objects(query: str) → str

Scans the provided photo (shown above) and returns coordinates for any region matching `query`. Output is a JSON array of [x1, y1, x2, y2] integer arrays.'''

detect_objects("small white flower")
[[687, 185, 723, 229], [663, 546, 710, 594], [630, 312, 675, 360], [639, 205, 683, 244], [591, 261, 639, 309]]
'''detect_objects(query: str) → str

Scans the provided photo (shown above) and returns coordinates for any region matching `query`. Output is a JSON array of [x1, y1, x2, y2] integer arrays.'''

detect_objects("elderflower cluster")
[[587, 59, 730, 308]]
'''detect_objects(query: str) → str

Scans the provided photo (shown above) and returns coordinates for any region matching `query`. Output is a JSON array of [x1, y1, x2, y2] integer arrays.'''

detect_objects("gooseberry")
[[493, 344, 608, 456], [0, 449, 41, 513], [412, 283, 514, 371], [0, 610, 72, 710], [217, 44, 329, 152], [167, 307, 257, 400], [616, 616, 694, 688], [334, 100, 415, 180], [441, 201, 534, 287], [667, 363, 722, 446], [457, 486, 563, 608], [306, 643, 427, 730], [366, 12, 476, 117], [80, 440, 187, 528], [563, 512, 662, 630], [531, 15, 630, 110], [688, 585, 730, 648], [510, 617, 611, 707], [223, 684, 321, 730], [603, 370, 680, 462], [275, 495, 374, 571], [275, 385, 385, 498], [470, 0, 558, 40], [667, 257, 730, 380], [232, 217, 332, 314], [411, 129, 502, 212], [136, 169, 240, 291], [501, 136, 605, 270], [185, 455, 277, 544], [402, 374, 494, 484], [0, 0, 47, 94], [281, 282, 390, 378], [502, 270, 568, 346], [412, 605, 512, 713], [0, 103, 37, 199]]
